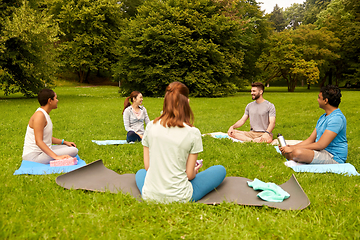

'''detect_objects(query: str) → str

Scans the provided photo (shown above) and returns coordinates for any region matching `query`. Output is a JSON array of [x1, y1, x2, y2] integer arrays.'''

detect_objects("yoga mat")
[[56, 160, 310, 210], [92, 140, 130, 145], [14, 155, 86, 175], [274, 146, 360, 176]]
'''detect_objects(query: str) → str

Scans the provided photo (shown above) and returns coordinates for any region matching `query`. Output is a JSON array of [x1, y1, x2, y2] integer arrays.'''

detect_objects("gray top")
[[123, 106, 150, 135], [245, 100, 276, 132]]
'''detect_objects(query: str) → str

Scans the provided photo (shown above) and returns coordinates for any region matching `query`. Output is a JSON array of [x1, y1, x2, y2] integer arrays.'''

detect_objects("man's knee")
[[292, 148, 302, 159]]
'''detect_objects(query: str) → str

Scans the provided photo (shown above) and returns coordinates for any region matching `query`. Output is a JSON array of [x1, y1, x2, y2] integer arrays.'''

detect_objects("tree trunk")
[[84, 69, 91, 84], [319, 73, 328, 88], [328, 69, 333, 85], [78, 69, 85, 83]]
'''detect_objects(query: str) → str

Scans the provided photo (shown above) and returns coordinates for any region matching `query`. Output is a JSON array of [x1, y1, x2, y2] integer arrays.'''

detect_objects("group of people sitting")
[[22, 82, 347, 203]]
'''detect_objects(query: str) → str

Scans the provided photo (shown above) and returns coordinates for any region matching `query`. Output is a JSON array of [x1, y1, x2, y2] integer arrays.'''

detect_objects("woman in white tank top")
[[22, 89, 78, 164]]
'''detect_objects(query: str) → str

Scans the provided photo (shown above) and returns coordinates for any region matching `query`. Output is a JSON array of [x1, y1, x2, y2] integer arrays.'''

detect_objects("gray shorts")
[[312, 149, 339, 164]]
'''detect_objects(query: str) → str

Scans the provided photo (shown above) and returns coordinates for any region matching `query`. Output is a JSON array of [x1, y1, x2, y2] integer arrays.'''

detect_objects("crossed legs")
[[231, 130, 273, 143]]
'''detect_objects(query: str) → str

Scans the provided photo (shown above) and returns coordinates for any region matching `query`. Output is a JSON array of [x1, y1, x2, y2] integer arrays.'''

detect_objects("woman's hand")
[[64, 141, 76, 148], [194, 163, 202, 175]]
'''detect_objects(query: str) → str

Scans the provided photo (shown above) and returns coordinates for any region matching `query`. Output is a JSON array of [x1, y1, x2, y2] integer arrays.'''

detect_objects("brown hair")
[[38, 88, 55, 106], [154, 82, 194, 128], [251, 82, 264, 92], [122, 91, 141, 114]]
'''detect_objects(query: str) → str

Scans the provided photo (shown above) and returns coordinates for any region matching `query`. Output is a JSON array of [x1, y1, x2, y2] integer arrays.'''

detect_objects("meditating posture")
[[227, 82, 276, 143], [279, 85, 347, 164], [122, 91, 150, 142], [22, 89, 78, 164], [135, 82, 226, 203]]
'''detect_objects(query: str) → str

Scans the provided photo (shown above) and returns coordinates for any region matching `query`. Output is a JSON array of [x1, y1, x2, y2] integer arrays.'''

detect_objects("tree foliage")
[[0, 0, 60, 96], [47, 0, 124, 83], [283, 3, 305, 30], [303, 0, 331, 24], [113, 0, 248, 97], [268, 4, 286, 32], [256, 25, 340, 91], [315, 0, 360, 85]]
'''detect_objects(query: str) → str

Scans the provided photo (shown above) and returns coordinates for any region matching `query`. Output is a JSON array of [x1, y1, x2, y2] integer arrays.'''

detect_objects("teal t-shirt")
[[315, 109, 347, 163]]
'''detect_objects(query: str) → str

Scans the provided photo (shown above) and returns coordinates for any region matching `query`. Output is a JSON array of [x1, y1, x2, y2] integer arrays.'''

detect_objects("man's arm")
[[260, 116, 276, 142], [227, 114, 249, 136], [280, 129, 337, 153]]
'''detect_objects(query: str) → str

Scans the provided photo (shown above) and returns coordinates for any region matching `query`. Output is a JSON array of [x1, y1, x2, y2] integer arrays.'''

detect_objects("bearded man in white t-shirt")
[[227, 82, 276, 143]]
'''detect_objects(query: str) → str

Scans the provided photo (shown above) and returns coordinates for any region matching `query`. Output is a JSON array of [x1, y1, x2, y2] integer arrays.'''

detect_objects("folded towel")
[[247, 178, 290, 202], [14, 155, 86, 175], [274, 146, 360, 176], [204, 132, 243, 143], [92, 140, 131, 145]]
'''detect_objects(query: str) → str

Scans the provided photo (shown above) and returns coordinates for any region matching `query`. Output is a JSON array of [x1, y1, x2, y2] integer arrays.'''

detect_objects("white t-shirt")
[[141, 120, 203, 203]]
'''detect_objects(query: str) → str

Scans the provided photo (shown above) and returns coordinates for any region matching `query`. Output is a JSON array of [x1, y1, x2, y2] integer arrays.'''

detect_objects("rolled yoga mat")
[[56, 160, 310, 210]]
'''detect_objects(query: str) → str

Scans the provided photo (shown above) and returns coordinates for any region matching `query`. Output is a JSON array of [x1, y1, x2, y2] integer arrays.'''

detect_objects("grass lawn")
[[1, 85, 359, 239]]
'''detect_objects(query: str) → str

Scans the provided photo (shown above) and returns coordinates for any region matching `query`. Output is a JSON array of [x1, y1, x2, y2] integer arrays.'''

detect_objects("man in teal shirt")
[[279, 85, 347, 164]]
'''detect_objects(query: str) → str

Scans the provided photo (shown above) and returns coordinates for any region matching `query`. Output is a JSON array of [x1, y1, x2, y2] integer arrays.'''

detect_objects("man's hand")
[[279, 145, 293, 154], [227, 126, 234, 137], [260, 133, 273, 143]]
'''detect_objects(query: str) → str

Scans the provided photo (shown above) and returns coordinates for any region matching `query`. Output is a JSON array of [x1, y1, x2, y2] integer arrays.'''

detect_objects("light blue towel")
[[274, 146, 360, 176], [13, 155, 86, 175], [92, 140, 130, 145], [247, 178, 290, 202], [214, 134, 229, 139]]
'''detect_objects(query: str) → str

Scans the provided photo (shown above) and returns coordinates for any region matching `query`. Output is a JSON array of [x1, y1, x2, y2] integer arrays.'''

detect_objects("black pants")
[[126, 131, 141, 143]]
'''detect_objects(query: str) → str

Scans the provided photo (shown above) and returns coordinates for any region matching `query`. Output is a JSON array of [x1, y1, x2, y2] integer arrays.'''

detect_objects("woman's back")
[[141, 120, 203, 203]]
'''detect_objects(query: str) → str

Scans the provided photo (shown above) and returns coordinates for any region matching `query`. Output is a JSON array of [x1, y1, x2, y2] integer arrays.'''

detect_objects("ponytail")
[[122, 91, 141, 114]]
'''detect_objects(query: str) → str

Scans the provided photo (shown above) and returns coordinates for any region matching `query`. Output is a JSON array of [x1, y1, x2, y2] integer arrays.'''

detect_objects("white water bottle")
[[277, 134, 287, 147]]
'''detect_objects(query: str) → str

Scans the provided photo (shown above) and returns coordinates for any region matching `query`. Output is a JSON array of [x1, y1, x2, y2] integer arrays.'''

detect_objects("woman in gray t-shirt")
[[122, 91, 150, 142]]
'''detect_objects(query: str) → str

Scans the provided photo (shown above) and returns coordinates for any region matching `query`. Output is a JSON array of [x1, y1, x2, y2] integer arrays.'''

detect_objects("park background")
[[1, 0, 360, 239]]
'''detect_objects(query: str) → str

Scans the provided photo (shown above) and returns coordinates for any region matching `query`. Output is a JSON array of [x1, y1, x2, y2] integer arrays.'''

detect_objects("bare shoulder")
[[29, 111, 47, 128]]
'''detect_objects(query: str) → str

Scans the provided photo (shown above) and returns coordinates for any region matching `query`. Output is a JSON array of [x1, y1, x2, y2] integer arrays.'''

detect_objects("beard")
[[252, 93, 260, 100]]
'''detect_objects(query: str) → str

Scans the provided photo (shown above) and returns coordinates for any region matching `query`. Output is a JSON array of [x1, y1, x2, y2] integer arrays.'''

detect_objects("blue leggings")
[[135, 165, 226, 202], [127, 131, 142, 143]]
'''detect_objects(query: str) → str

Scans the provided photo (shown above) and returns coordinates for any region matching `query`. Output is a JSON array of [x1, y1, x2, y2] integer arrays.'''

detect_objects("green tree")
[[256, 25, 340, 91], [0, 1, 60, 96], [214, 0, 272, 83], [234, 0, 272, 83], [316, 0, 360, 85], [120, 0, 145, 18], [268, 4, 286, 32], [48, 0, 123, 83], [283, 3, 305, 30], [292, 24, 340, 87], [303, 0, 331, 24], [113, 0, 247, 97]]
